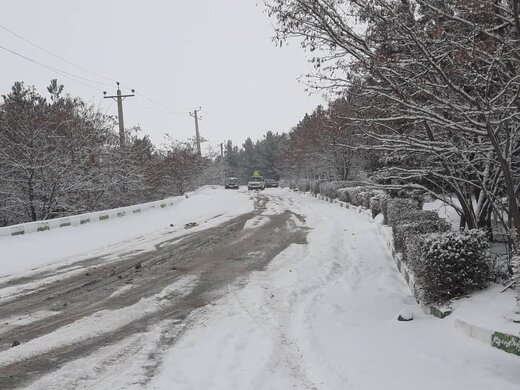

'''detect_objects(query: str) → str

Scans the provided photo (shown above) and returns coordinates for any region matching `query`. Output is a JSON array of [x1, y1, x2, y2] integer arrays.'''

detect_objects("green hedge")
[[383, 198, 423, 226], [406, 229, 491, 304], [319, 181, 356, 199], [310, 180, 321, 195], [369, 193, 388, 218], [394, 216, 451, 254]]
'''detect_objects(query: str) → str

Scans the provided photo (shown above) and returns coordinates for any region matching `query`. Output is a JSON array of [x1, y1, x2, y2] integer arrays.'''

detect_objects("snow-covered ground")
[[423, 197, 461, 229], [1, 188, 519, 389], [147, 190, 520, 390], [0, 186, 254, 278]]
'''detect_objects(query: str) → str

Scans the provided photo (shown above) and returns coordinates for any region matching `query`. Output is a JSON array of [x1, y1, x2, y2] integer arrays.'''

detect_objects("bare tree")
[[152, 138, 207, 196], [267, 0, 520, 311]]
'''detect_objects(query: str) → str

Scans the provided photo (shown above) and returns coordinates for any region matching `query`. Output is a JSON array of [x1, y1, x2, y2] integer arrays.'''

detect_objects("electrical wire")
[[126, 100, 185, 115], [134, 91, 188, 113], [0, 25, 191, 114], [0, 23, 118, 85], [0, 43, 106, 92]]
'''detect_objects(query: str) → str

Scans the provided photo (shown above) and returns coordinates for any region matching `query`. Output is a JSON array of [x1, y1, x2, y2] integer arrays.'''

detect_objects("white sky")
[[0, 0, 324, 153]]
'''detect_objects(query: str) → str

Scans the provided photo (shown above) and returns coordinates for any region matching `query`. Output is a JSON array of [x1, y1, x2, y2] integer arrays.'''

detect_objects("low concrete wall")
[[455, 318, 520, 356], [0, 197, 179, 237]]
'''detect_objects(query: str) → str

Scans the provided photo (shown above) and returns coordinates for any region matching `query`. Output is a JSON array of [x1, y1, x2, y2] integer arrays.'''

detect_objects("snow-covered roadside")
[[0, 187, 254, 278], [421, 198, 518, 340], [450, 284, 518, 335], [148, 189, 520, 390]]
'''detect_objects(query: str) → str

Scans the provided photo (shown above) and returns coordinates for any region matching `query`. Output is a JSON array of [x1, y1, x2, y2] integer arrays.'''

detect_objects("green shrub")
[[388, 189, 425, 208], [310, 180, 321, 195], [369, 193, 389, 218], [355, 190, 370, 207], [338, 187, 353, 203], [356, 189, 385, 208], [406, 229, 491, 304], [338, 186, 362, 205], [297, 179, 311, 192], [336, 187, 386, 211], [384, 198, 422, 226], [319, 181, 353, 199], [394, 216, 451, 254]]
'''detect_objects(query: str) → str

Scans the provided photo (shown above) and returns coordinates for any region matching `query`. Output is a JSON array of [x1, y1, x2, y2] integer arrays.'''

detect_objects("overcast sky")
[[0, 0, 324, 153]]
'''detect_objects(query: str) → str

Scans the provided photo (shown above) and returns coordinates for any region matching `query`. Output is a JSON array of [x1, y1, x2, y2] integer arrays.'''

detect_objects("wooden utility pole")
[[189, 108, 202, 156], [104, 82, 135, 148], [220, 142, 225, 185]]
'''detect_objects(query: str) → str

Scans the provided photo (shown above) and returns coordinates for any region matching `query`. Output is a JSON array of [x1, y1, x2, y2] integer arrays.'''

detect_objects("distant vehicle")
[[264, 178, 279, 188], [247, 176, 265, 190], [225, 177, 240, 189]]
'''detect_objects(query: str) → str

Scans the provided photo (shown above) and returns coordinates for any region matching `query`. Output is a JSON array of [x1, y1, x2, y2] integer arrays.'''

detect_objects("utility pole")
[[104, 82, 135, 148], [220, 142, 225, 186], [189, 108, 202, 156]]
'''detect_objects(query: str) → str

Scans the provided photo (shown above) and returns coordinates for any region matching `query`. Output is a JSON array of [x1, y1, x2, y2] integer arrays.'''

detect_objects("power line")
[[133, 92, 187, 113], [0, 23, 118, 84], [104, 100, 114, 115], [0, 43, 107, 92], [126, 100, 185, 115], [0, 26, 191, 115], [0, 41, 187, 118]]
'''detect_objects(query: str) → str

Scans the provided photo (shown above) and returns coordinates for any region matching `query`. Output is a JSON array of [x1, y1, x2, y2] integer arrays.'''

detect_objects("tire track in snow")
[[230, 288, 319, 390]]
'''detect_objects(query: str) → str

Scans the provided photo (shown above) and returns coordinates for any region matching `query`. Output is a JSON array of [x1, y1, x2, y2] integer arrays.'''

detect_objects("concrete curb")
[[455, 318, 520, 356], [0, 197, 180, 237]]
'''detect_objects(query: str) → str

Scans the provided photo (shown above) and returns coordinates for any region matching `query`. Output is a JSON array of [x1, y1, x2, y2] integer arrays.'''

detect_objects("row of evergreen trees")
[[221, 131, 287, 183]]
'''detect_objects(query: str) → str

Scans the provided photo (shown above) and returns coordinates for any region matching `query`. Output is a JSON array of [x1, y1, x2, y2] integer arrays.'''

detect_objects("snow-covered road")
[[1, 188, 519, 389], [149, 190, 520, 390]]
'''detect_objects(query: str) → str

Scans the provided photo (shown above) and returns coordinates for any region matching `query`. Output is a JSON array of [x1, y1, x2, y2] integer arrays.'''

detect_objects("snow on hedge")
[[406, 230, 491, 304]]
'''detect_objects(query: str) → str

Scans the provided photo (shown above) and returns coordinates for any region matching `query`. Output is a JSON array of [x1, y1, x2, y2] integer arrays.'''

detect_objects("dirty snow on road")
[[0, 186, 254, 279], [1, 188, 519, 389]]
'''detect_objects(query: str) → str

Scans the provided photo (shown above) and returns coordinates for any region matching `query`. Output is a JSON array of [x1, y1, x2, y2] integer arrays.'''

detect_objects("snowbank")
[[0, 187, 254, 278]]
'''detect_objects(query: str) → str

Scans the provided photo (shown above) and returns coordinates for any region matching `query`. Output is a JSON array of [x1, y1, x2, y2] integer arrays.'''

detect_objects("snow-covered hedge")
[[338, 186, 360, 204], [288, 179, 311, 192], [336, 186, 386, 214], [369, 193, 389, 218], [383, 198, 423, 226], [359, 189, 385, 209], [394, 216, 451, 254], [279, 179, 290, 188], [337, 186, 369, 205], [297, 179, 311, 192], [358, 190, 372, 208], [387, 189, 425, 209], [309, 180, 320, 195], [406, 230, 491, 304], [319, 181, 354, 199]]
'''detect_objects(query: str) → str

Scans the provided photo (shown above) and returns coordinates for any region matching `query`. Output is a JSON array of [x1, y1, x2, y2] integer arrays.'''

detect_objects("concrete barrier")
[[0, 197, 179, 237], [455, 318, 520, 356]]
